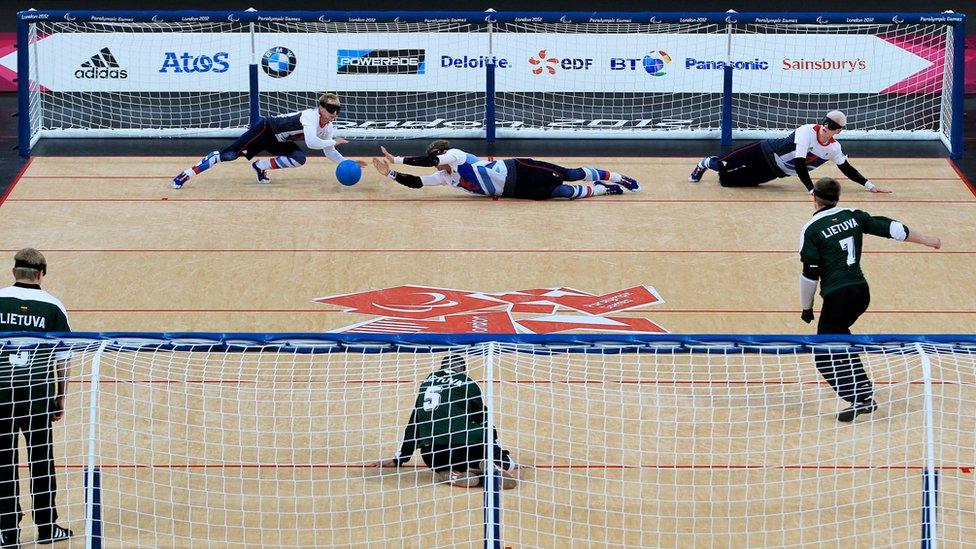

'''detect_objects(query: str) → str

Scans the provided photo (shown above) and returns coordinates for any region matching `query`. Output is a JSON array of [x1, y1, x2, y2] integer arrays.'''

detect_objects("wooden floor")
[[0, 155, 973, 547]]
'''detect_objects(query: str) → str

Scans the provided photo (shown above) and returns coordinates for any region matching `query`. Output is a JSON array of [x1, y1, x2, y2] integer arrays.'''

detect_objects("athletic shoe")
[[251, 161, 270, 183], [595, 183, 624, 196], [837, 399, 878, 423], [37, 524, 72, 545], [1, 528, 20, 548], [689, 157, 712, 183], [618, 175, 641, 192], [434, 470, 480, 488], [171, 172, 189, 189]]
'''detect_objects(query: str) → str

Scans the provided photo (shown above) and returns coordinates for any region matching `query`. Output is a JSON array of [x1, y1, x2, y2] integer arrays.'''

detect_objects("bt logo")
[[528, 49, 593, 75], [160, 52, 230, 73], [609, 50, 672, 76]]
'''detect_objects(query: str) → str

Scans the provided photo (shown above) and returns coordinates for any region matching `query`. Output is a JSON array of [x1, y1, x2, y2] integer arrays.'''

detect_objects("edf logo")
[[528, 49, 593, 75], [160, 52, 230, 73]]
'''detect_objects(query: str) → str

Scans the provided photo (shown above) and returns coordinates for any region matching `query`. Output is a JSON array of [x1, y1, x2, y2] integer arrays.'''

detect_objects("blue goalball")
[[336, 160, 362, 186]]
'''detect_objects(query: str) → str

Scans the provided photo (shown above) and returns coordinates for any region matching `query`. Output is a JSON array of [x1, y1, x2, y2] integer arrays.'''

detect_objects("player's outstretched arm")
[[907, 231, 941, 249], [838, 160, 892, 193], [380, 146, 396, 163]]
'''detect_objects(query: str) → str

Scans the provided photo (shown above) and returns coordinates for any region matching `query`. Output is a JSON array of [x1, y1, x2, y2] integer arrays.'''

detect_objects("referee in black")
[[0, 249, 73, 547], [798, 178, 941, 422]]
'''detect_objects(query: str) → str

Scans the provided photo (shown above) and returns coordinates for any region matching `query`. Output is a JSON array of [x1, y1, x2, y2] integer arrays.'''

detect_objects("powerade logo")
[[609, 50, 672, 76], [75, 48, 127, 79], [441, 55, 510, 69], [528, 49, 593, 75], [159, 52, 229, 73], [685, 58, 769, 70], [262, 47, 297, 78], [337, 49, 426, 74]]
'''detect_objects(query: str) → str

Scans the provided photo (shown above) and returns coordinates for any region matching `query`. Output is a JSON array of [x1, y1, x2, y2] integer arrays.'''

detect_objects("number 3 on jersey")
[[839, 236, 857, 266], [423, 385, 444, 411]]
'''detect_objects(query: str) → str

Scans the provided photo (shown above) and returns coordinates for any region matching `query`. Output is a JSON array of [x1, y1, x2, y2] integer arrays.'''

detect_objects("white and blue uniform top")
[[267, 108, 346, 163], [764, 123, 847, 177], [415, 149, 512, 196]]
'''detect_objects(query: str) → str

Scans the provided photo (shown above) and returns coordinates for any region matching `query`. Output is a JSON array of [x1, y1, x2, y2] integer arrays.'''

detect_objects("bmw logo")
[[262, 46, 297, 78]]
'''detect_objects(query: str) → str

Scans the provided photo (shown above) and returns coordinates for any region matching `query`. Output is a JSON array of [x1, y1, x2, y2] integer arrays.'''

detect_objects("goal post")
[[15, 10, 966, 157], [0, 332, 973, 547]]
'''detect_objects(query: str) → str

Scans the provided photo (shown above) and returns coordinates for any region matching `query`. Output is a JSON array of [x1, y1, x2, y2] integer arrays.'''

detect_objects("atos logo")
[[610, 50, 672, 76], [528, 49, 593, 75], [160, 52, 230, 73]]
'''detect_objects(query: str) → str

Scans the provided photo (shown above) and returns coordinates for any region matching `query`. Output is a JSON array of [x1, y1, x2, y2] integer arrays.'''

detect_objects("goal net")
[[2, 334, 973, 548], [15, 11, 965, 155]]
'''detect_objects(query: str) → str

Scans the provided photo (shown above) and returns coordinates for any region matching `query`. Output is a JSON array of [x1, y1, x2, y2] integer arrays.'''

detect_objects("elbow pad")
[[391, 171, 424, 189], [403, 155, 440, 167]]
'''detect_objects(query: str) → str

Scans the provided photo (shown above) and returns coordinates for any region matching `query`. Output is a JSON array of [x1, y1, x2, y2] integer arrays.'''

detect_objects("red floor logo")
[[314, 285, 667, 334]]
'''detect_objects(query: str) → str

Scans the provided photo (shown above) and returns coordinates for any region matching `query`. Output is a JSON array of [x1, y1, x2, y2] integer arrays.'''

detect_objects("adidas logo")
[[74, 48, 128, 79]]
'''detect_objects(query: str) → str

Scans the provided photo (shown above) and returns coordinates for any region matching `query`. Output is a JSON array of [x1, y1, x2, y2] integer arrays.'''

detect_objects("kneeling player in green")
[[372, 355, 519, 488], [798, 178, 941, 422]]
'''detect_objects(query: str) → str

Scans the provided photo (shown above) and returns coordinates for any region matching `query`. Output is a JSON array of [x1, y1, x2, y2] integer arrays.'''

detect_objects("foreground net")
[[0, 334, 973, 547]]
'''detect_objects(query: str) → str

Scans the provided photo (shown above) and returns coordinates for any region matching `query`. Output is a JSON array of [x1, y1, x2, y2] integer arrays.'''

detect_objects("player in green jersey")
[[0, 249, 73, 547], [372, 355, 519, 489], [798, 178, 941, 422]]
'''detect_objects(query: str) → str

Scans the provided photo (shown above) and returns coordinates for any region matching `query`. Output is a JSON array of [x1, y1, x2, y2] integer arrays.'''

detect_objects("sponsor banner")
[[0, 33, 15, 92], [968, 36, 976, 95], [1, 32, 931, 93]]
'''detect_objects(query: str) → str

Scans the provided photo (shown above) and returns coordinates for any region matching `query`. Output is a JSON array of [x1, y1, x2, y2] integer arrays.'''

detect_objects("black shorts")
[[223, 117, 300, 160], [715, 141, 783, 187], [420, 442, 512, 473], [504, 158, 567, 199], [818, 283, 871, 335]]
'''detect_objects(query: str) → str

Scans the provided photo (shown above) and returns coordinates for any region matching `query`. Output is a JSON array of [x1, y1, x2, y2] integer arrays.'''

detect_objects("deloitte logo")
[[643, 51, 671, 76], [262, 46, 297, 78], [75, 48, 127, 80]]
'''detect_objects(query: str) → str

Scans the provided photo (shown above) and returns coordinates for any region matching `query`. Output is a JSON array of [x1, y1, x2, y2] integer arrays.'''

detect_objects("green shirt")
[[0, 283, 71, 408], [395, 367, 487, 462], [799, 207, 907, 296]]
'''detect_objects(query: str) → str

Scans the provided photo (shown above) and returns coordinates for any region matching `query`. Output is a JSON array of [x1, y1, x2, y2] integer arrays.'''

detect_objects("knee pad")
[[219, 150, 239, 162], [291, 151, 307, 165]]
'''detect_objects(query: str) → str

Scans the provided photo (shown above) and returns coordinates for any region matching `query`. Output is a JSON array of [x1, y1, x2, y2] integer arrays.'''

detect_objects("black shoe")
[[37, 524, 72, 545], [0, 528, 20, 548], [837, 399, 878, 423]]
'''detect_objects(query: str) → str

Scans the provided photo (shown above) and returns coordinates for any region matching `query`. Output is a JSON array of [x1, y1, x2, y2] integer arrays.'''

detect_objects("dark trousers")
[[716, 141, 781, 187], [0, 401, 58, 533], [505, 158, 567, 199], [224, 118, 300, 160], [815, 284, 874, 404], [421, 442, 513, 473]]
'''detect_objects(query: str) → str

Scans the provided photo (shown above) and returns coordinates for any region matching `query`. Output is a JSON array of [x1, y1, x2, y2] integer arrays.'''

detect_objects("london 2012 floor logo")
[[314, 285, 667, 334]]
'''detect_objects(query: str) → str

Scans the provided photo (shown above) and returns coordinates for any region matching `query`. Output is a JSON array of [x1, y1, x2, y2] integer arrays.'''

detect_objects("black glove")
[[801, 309, 815, 324]]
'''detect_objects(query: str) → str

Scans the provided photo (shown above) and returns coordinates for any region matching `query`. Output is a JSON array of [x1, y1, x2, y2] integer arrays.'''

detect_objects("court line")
[[0, 157, 32, 207], [948, 158, 976, 199], [7, 197, 975, 204], [3, 248, 966, 254], [70, 380, 968, 386], [47, 463, 975, 471], [68, 308, 974, 314]]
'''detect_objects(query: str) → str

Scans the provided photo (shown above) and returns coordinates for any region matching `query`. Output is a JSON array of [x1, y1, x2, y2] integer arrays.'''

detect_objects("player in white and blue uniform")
[[171, 93, 365, 188], [373, 140, 640, 199], [688, 111, 892, 194]]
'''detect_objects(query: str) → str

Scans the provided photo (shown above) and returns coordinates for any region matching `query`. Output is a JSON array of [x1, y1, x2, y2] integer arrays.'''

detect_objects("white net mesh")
[[20, 16, 960, 146], [2, 337, 972, 547], [731, 22, 955, 142]]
